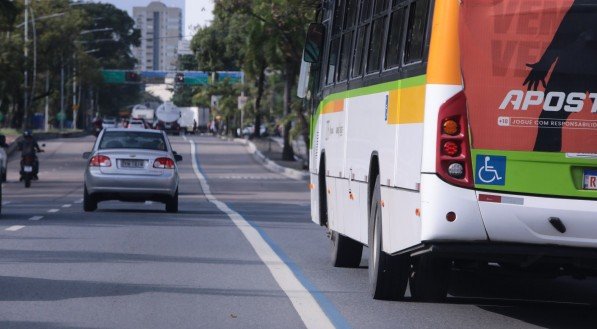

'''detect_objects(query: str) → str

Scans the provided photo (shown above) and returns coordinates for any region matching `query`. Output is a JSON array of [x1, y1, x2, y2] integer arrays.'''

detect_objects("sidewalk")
[[233, 136, 309, 181], [251, 137, 308, 171]]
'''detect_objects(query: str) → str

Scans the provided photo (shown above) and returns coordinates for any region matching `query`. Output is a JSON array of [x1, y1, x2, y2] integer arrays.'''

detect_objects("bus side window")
[[327, 38, 340, 85], [404, 0, 430, 64], [326, 0, 345, 85], [338, 0, 358, 82], [385, 7, 407, 69], [351, 25, 368, 78], [337, 31, 354, 82], [366, 16, 387, 74]]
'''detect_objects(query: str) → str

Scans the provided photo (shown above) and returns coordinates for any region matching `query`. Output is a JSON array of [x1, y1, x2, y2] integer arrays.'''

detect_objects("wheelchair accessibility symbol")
[[476, 155, 506, 186]]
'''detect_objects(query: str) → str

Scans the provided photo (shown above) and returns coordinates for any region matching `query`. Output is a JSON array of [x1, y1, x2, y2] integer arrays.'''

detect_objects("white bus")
[[299, 0, 597, 301]]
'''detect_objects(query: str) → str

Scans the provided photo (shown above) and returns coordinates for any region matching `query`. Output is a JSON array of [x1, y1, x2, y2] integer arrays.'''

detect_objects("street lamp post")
[[22, 0, 29, 130]]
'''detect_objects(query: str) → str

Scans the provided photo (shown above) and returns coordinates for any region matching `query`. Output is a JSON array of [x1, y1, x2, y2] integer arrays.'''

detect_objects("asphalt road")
[[0, 134, 594, 329]]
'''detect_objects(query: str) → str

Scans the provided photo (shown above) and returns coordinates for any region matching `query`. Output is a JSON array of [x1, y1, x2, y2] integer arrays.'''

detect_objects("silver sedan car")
[[83, 128, 181, 212]]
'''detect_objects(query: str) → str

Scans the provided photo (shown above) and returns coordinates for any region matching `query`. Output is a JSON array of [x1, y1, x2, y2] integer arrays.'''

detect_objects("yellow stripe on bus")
[[387, 85, 426, 124], [321, 99, 344, 114], [427, 0, 462, 85]]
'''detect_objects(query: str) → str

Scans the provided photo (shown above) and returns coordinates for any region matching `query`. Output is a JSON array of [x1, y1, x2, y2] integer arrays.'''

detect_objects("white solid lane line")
[[5, 226, 25, 232], [47, 209, 59, 213], [62, 204, 72, 208], [188, 139, 334, 329], [29, 216, 43, 221]]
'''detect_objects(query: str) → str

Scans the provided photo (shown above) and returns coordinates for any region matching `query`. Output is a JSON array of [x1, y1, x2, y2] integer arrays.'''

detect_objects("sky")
[[90, 0, 214, 39]]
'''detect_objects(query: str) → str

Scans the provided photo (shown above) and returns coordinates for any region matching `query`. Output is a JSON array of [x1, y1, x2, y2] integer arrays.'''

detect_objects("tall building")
[[132, 1, 183, 71]]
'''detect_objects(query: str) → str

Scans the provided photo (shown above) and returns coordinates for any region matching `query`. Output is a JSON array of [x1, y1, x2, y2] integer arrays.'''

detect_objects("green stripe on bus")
[[472, 149, 597, 199], [309, 75, 427, 148]]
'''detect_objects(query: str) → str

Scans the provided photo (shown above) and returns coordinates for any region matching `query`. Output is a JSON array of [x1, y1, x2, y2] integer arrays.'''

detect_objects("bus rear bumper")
[[396, 242, 597, 269]]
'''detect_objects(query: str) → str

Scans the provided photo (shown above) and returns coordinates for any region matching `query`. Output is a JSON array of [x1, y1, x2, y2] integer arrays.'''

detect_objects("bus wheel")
[[409, 255, 451, 302], [331, 230, 362, 267], [368, 176, 409, 300]]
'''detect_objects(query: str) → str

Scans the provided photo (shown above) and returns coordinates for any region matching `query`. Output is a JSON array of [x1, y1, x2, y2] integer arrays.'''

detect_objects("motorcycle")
[[20, 148, 44, 188]]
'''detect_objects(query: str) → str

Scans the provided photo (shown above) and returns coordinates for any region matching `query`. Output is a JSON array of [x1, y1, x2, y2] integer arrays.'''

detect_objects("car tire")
[[369, 176, 409, 300], [83, 187, 97, 212], [409, 255, 451, 302], [166, 189, 178, 213], [1, 169, 6, 183], [331, 230, 363, 268]]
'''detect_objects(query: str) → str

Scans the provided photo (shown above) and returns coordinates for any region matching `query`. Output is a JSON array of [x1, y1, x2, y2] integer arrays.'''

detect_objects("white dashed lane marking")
[[29, 216, 43, 221], [74, 199, 83, 204], [5, 226, 25, 232], [62, 204, 71, 208], [47, 209, 59, 213]]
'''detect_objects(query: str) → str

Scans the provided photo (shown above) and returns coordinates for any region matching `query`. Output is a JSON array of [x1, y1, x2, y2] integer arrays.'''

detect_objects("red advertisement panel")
[[460, 0, 597, 153]]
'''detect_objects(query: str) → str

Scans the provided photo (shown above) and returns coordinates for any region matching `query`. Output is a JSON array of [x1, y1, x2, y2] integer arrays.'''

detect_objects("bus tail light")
[[436, 91, 473, 188]]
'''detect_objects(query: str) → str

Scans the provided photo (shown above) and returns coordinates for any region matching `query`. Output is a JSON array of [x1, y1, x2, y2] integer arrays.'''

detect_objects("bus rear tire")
[[409, 255, 451, 302], [368, 177, 409, 300], [331, 230, 363, 268]]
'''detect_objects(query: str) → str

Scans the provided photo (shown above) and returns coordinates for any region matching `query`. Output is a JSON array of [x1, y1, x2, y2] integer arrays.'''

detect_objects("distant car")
[[127, 119, 146, 129], [102, 118, 118, 129], [83, 128, 182, 212], [241, 125, 267, 137]]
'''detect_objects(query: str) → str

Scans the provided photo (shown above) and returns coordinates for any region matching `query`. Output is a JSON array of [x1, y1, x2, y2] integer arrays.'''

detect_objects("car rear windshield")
[[99, 131, 167, 151]]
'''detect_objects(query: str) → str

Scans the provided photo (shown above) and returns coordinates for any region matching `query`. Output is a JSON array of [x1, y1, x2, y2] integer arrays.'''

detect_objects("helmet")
[[23, 130, 32, 137]]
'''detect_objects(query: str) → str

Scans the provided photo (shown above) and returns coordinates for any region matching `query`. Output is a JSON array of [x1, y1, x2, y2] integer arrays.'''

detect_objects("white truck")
[[155, 102, 181, 134], [131, 105, 155, 125]]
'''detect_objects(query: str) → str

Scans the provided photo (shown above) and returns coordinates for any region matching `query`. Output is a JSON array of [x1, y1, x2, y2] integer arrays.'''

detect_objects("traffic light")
[[175, 72, 185, 84], [125, 71, 141, 82]]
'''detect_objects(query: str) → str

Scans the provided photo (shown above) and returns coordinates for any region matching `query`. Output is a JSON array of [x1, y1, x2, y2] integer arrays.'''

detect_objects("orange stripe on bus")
[[427, 0, 462, 85], [387, 85, 426, 124], [322, 99, 344, 114]]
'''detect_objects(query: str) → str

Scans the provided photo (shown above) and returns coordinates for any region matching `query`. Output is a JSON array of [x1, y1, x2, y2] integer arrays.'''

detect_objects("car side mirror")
[[83, 152, 91, 159], [174, 154, 182, 162]]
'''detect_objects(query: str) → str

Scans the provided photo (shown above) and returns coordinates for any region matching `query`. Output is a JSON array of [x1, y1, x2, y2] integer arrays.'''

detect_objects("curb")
[[233, 138, 309, 181]]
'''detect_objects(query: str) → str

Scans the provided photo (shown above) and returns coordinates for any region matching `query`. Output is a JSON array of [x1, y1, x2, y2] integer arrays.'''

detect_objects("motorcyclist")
[[18, 130, 43, 180]]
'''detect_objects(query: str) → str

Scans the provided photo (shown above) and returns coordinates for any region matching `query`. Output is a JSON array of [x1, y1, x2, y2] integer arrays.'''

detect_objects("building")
[[132, 1, 183, 71]]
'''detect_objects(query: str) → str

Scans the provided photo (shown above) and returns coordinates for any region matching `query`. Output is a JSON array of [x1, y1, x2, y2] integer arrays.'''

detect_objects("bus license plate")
[[121, 160, 144, 168], [584, 170, 597, 190], [23, 166, 33, 173]]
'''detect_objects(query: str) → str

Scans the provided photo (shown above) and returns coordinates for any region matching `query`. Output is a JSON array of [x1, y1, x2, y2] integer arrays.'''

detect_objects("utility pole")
[[22, 0, 29, 130], [44, 70, 49, 131], [72, 54, 77, 130], [60, 58, 65, 131]]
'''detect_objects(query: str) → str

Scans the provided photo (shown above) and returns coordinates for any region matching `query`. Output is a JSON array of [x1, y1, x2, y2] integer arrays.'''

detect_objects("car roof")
[[104, 128, 160, 133]]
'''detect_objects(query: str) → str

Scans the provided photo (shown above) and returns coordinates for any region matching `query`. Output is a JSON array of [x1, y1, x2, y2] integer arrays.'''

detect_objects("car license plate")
[[120, 159, 145, 168], [583, 169, 597, 190], [23, 166, 33, 173]]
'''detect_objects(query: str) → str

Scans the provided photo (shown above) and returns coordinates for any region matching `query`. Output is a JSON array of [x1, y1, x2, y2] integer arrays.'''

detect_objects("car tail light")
[[153, 157, 175, 169], [436, 91, 473, 188], [89, 155, 111, 167]]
